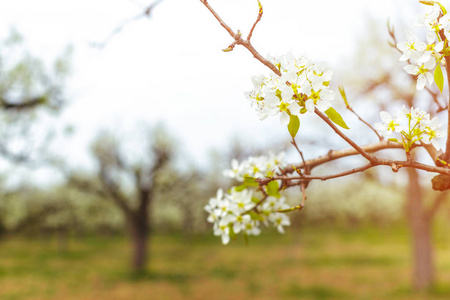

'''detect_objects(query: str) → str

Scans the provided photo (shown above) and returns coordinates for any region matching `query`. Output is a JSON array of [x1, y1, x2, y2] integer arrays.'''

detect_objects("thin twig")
[[300, 182, 306, 207], [269, 163, 373, 183], [284, 140, 404, 174], [314, 108, 376, 163], [247, 0, 263, 41], [291, 138, 307, 168], [347, 106, 383, 140], [199, 0, 281, 76], [259, 158, 450, 188], [91, 0, 163, 48]]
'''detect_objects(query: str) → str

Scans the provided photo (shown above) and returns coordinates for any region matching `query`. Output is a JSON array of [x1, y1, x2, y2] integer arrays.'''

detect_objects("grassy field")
[[1, 225, 450, 300]]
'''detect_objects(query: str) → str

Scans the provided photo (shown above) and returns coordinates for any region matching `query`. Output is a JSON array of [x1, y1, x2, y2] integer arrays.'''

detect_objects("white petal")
[[435, 41, 444, 52], [425, 72, 434, 85], [280, 111, 290, 125], [380, 111, 392, 122], [416, 74, 427, 90], [416, 41, 427, 51], [305, 99, 315, 113], [319, 89, 335, 101], [432, 139, 441, 151], [418, 51, 431, 63], [404, 65, 418, 75], [289, 102, 300, 115], [424, 58, 436, 69], [317, 100, 331, 112], [221, 233, 230, 245], [264, 94, 279, 106]]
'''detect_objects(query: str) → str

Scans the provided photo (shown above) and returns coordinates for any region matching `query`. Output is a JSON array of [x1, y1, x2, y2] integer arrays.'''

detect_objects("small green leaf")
[[267, 181, 281, 198], [324, 107, 350, 129], [243, 176, 258, 187], [338, 84, 349, 107], [388, 138, 398, 143], [251, 197, 260, 204], [234, 184, 246, 192], [228, 224, 236, 240], [248, 211, 265, 221], [276, 205, 303, 213], [434, 63, 444, 93], [288, 114, 300, 138]]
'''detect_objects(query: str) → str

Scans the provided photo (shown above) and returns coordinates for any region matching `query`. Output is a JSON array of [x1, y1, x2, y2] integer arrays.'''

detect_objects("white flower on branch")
[[374, 111, 403, 137], [223, 152, 286, 181], [374, 106, 444, 152], [245, 53, 335, 123], [403, 57, 436, 90]]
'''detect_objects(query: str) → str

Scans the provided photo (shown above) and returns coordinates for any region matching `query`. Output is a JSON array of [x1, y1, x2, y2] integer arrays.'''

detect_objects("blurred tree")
[[0, 28, 71, 237], [339, 17, 449, 290], [70, 124, 173, 273], [0, 28, 71, 164]]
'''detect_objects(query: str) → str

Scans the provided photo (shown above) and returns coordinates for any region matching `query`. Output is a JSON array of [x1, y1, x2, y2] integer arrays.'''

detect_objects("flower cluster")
[[223, 152, 286, 181], [397, 3, 447, 90], [204, 188, 291, 244], [245, 52, 335, 125], [374, 105, 444, 151]]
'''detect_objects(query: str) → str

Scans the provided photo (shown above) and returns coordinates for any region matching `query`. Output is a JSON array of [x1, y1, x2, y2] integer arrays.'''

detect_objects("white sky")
[[0, 0, 418, 174]]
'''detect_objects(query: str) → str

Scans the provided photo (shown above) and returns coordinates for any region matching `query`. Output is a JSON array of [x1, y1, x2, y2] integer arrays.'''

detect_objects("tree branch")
[[199, 0, 281, 76], [314, 108, 376, 163]]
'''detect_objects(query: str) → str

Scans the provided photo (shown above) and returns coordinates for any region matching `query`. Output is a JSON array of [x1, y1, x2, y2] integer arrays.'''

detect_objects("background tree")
[[69, 124, 173, 273], [337, 17, 450, 290], [0, 29, 71, 237]]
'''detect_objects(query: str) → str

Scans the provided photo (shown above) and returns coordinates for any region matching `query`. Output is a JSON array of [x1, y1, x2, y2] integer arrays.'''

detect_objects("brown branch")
[[347, 106, 383, 141], [300, 182, 306, 207], [266, 163, 373, 183], [314, 108, 376, 163], [284, 140, 403, 174], [247, 0, 263, 41], [199, 0, 281, 76], [260, 157, 450, 188], [291, 138, 307, 171], [91, 0, 163, 49]]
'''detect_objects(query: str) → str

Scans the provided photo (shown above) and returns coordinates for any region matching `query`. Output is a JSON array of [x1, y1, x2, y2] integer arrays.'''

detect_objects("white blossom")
[[245, 53, 335, 124]]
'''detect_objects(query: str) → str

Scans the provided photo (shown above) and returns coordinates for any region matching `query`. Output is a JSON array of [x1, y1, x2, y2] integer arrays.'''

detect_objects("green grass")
[[0, 225, 450, 299]]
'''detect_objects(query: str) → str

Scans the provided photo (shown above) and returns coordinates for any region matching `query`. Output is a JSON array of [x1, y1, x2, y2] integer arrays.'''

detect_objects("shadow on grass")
[[283, 282, 349, 299], [389, 284, 450, 298], [302, 255, 402, 267], [113, 269, 192, 284], [209, 266, 237, 280]]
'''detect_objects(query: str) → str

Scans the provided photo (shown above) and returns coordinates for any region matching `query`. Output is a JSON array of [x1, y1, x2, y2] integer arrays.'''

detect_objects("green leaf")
[[434, 63, 444, 93], [324, 107, 350, 129], [251, 197, 260, 204], [228, 224, 236, 240], [267, 181, 281, 198], [234, 184, 246, 192], [338, 84, 349, 107], [287, 114, 300, 138], [243, 176, 258, 187], [388, 138, 398, 143], [248, 211, 265, 221]]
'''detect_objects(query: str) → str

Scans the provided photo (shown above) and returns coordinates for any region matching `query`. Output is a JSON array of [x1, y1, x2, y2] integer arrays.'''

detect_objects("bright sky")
[[0, 0, 417, 173]]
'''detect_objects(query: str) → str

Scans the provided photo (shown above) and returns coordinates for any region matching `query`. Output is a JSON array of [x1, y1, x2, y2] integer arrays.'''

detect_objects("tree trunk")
[[130, 219, 149, 273], [406, 167, 434, 291], [129, 188, 152, 274]]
